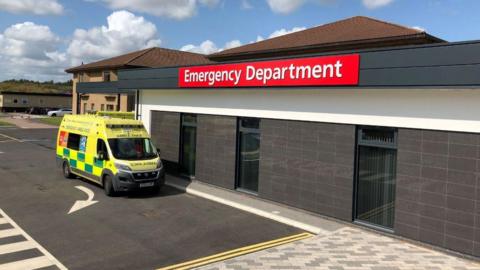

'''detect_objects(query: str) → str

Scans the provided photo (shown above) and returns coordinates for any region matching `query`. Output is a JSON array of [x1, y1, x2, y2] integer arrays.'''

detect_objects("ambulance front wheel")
[[62, 161, 74, 179], [103, 175, 116, 197]]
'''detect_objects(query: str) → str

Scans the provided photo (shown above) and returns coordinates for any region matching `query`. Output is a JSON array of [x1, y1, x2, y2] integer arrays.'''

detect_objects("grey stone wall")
[[258, 119, 355, 221], [395, 129, 480, 257], [195, 115, 237, 189], [150, 111, 180, 163]]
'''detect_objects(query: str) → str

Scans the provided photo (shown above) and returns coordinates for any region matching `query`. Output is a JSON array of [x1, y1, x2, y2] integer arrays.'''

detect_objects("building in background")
[[68, 16, 480, 258], [65, 47, 211, 114], [0, 90, 71, 113]]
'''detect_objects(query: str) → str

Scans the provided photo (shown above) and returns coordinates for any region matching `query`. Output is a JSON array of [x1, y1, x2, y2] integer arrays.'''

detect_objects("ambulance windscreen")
[[108, 138, 157, 160]]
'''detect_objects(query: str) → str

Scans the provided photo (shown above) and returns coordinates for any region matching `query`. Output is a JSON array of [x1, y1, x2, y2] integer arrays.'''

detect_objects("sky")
[[0, 0, 479, 82]]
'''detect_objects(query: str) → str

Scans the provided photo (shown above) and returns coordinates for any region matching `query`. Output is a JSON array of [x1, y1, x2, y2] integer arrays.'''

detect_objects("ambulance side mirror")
[[156, 148, 161, 155]]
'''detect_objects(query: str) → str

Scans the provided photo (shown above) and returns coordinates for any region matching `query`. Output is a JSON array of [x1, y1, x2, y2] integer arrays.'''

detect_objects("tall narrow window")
[[180, 114, 197, 177], [103, 71, 111, 82], [355, 127, 397, 229], [236, 118, 261, 193]]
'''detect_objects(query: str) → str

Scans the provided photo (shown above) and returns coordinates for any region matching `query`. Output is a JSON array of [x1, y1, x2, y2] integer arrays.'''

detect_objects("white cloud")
[[362, 0, 394, 9], [180, 39, 243, 54], [199, 0, 220, 8], [411, 26, 425, 32], [67, 10, 161, 66], [97, 0, 221, 20], [268, 26, 306, 38], [255, 26, 306, 42], [0, 10, 163, 81], [224, 40, 242, 50], [241, 0, 253, 9], [0, 22, 67, 81], [0, 0, 63, 15], [266, 0, 305, 14]]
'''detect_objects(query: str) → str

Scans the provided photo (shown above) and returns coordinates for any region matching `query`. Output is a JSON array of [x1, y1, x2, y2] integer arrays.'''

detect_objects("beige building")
[[0, 91, 71, 112], [66, 47, 211, 114]]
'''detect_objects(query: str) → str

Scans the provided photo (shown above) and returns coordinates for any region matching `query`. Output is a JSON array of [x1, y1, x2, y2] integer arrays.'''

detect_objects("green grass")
[[34, 116, 63, 126], [0, 120, 13, 126]]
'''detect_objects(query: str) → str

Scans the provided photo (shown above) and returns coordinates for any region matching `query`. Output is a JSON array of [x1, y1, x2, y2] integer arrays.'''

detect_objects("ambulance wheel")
[[62, 161, 74, 179], [103, 175, 116, 197]]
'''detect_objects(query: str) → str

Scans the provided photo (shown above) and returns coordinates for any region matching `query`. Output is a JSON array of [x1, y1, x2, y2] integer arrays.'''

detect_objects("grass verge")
[[0, 119, 13, 126], [33, 116, 63, 126]]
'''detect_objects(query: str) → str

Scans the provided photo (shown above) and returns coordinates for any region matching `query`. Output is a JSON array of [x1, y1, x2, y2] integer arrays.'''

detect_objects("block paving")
[[198, 227, 480, 270]]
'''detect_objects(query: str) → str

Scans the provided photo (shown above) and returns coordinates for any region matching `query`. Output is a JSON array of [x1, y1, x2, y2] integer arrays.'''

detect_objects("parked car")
[[47, 108, 72, 117]]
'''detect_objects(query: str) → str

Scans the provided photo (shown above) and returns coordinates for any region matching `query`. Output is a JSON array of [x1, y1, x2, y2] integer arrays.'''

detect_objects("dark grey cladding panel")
[[119, 67, 178, 80], [76, 81, 133, 93], [112, 40, 480, 90], [118, 78, 179, 90], [150, 111, 180, 163], [360, 41, 480, 69], [195, 115, 237, 190], [395, 128, 480, 257], [258, 119, 355, 221], [360, 64, 480, 86]]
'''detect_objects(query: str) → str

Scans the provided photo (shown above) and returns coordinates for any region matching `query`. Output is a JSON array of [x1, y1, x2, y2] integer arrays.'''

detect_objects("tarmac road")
[[0, 127, 302, 269]]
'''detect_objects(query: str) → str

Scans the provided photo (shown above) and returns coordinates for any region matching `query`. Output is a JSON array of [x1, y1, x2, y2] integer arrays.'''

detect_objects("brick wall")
[[195, 115, 237, 189], [258, 119, 355, 221], [395, 129, 480, 256]]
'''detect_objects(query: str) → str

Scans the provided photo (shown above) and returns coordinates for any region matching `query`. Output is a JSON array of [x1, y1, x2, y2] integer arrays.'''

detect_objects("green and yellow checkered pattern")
[[57, 146, 104, 177]]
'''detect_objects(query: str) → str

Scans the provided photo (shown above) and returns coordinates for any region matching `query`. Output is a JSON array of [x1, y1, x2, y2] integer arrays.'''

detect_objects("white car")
[[47, 108, 72, 117]]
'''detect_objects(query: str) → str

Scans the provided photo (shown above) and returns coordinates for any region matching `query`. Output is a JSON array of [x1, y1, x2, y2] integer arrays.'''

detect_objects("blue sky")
[[0, 0, 479, 82]]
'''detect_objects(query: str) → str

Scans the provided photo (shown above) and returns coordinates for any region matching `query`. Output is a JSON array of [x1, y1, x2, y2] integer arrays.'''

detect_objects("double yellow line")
[[158, 232, 313, 270]]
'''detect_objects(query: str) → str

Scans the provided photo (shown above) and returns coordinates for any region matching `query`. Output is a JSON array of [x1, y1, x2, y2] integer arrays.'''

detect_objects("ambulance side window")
[[97, 139, 109, 160], [67, 133, 81, 151]]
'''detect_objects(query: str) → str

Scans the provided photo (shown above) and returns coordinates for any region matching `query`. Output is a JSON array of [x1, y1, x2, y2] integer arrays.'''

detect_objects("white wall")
[[139, 88, 480, 133]]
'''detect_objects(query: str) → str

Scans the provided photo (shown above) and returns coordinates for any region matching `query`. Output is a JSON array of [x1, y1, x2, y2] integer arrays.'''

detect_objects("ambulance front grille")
[[133, 171, 158, 181]]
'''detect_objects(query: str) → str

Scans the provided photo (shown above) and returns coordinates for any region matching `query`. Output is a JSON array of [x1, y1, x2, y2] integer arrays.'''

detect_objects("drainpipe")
[[76, 93, 81, 114], [117, 93, 121, 111], [135, 90, 140, 120]]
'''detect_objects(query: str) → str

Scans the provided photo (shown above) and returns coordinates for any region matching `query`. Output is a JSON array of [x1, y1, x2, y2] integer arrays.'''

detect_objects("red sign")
[[179, 54, 359, 88]]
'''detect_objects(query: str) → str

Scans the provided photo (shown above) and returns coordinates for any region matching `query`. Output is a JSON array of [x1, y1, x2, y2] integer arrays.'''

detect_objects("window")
[[13, 99, 18, 104], [236, 118, 261, 193], [67, 133, 81, 151], [355, 127, 397, 229], [101, 104, 105, 111], [97, 139, 109, 159], [106, 104, 114, 111], [103, 71, 111, 82], [83, 103, 87, 113], [180, 114, 197, 177], [108, 138, 157, 160], [90, 103, 95, 111]]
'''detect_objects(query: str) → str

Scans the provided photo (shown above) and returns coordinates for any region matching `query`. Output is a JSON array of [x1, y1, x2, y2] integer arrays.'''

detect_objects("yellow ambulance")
[[56, 112, 165, 196]]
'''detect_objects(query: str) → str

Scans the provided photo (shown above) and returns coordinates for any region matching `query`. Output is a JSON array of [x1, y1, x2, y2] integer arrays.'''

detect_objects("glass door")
[[180, 114, 197, 177], [236, 118, 261, 193], [355, 127, 397, 229]]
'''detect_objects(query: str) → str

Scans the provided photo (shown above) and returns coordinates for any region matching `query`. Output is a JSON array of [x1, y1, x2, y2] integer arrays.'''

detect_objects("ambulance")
[[56, 112, 165, 196]]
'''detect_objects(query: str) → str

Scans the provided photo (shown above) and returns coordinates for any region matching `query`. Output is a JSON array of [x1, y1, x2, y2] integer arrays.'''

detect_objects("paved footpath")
[[198, 226, 480, 270]]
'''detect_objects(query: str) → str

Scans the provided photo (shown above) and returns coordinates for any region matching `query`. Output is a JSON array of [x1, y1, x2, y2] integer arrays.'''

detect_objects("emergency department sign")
[[178, 54, 359, 88]]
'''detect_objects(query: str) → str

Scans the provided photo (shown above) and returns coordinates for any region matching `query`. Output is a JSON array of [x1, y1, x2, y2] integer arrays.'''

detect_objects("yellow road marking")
[[0, 133, 22, 143], [158, 232, 313, 270]]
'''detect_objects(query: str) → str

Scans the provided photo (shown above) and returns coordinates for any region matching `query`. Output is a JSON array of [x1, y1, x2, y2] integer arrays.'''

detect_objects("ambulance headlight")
[[115, 162, 132, 171], [156, 159, 163, 169]]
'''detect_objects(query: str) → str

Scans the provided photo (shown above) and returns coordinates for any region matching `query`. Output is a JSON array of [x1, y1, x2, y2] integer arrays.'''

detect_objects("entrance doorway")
[[236, 118, 261, 193], [354, 127, 397, 229], [179, 114, 197, 178]]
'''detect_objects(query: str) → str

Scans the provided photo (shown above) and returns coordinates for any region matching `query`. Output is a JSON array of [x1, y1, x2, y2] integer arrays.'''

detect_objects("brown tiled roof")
[[210, 16, 445, 60], [65, 47, 212, 73]]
